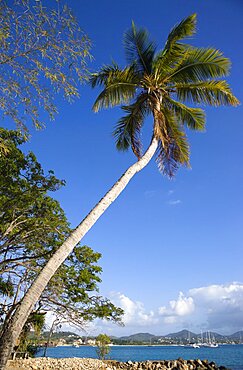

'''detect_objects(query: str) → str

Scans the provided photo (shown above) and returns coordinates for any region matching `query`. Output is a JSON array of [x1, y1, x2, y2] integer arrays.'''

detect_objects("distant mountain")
[[201, 331, 225, 340], [228, 331, 243, 340], [45, 329, 243, 343], [115, 329, 243, 342], [165, 330, 236, 341], [165, 330, 197, 340], [119, 333, 157, 342]]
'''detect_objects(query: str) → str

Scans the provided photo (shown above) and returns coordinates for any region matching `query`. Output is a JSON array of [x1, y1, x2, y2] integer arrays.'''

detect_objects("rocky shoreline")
[[6, 357, 230, 370]]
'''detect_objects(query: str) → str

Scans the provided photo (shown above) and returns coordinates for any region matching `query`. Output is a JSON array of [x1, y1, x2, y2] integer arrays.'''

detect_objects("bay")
[[36, 344, 243, 370]]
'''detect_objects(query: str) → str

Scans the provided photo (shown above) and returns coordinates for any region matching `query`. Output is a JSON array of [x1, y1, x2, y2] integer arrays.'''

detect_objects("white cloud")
[[59, 283, 243, 336], [158, 292, 195, 327], [189, 282, 243, 332], [109, 292, 157, 327], [158, 292, 195, 317], [189, 283, 243, 303], [164, 316, 177, 324], [168, 200, 181, 205], [109, 283, 243, 335], [170, 292, 195, 316], [166, 189, 182, 206]]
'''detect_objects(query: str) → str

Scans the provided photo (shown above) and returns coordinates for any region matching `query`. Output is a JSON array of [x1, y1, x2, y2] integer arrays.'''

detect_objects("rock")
[[6, 357, 231, 370]]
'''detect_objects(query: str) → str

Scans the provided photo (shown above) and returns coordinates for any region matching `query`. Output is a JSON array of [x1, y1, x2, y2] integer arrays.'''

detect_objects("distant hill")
[[228, 331, 243, 340], [119, 333, 157, 342], [39, 329, 243, 343], [201, 331, 225, 340], [41, 331, 80, 339], [165, 330, 197, 340], [114, 329, 243, 343]]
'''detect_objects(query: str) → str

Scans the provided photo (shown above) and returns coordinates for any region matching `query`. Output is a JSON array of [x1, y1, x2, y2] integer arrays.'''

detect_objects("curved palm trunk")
[[0, 136, 158, 370]]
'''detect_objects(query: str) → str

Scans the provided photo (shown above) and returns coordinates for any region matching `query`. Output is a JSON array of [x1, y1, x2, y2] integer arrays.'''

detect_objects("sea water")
[[36, 344, 243, 370]]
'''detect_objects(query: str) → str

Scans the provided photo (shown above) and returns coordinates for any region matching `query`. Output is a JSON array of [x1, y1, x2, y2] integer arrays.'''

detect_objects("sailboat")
[[202, 331, 218, 348], [184, 331, 200, 348]]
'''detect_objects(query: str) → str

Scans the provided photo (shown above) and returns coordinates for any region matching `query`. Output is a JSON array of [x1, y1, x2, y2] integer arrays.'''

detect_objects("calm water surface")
[[36, 344, 243, 370]]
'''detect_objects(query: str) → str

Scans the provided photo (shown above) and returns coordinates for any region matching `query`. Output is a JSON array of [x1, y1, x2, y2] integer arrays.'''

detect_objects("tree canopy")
[[0, 0, 91, 132], [0, 128, 123, 336], [96, 333, 111, 360], [91, 14, 239, 177]]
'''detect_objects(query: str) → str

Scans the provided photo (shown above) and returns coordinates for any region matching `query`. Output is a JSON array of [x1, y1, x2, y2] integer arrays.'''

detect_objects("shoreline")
[[37, 343, 239, 348], [6, 357, 230, 370]]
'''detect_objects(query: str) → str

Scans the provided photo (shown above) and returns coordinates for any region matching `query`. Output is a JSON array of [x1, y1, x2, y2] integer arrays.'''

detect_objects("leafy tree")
[[0, 129, 68, 325], [41, 244, 122, 327], [0, 129, 122, 364], [17, 312, 45, 355], [0, 0, 91, 132], [0, 14, 239, 369], [96, 334, 111, 360]]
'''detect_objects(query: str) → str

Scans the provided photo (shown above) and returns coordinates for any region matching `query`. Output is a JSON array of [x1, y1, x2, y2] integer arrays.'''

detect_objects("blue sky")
[[6, 0, 243, 335]]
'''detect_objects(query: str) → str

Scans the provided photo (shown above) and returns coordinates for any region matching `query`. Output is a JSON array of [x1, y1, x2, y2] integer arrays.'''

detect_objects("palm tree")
[[0, 14, 239, 369], [91, 14, 238, 176]]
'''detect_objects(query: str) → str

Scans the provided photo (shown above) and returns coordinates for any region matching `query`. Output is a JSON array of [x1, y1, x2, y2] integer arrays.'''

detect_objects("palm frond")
[[152, 44, 191, 82], [89, 63, 120, 88], [154, 109, 190, 177], [167, 47, 231, 83], [124, 21, 156, 74], [174, 80, 240, 106], [113, 93, 149, 157], [92, 66, 139, 112], [164, 97, 206, 131], [165, 13, 196, 50], [153, 14, 196, 78]]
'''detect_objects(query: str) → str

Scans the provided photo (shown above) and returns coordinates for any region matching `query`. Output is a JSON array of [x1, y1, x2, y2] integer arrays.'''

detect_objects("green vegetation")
[[91, 14, 239, 177], [96, 334, 111, 360], [0, 128, 123, 356], [24, 329, 243, 347], [17, 312, 45, 355], [0, 0, 91, 133], [112, 330, 243, 345]]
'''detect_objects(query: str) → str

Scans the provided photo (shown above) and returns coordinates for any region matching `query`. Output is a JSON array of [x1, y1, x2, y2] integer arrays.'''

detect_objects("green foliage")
[[91, 14, 239, 177], [113, 93, 149, 157], [175, 80, 239, 106], [0, 129, 69, 315], [163, 97, 205, 131], [124, 21, 156, 74], [92, 64, 138, 112], [96, 334, 111, 360], [18, 312, 46, 353], [0, 128, 123, 334], [0, 0, 91, 131], [165, 13, 197, 47], [168, 48, 231, 83], [155, 107, 190, 175], [43, 245, 123, 326]]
